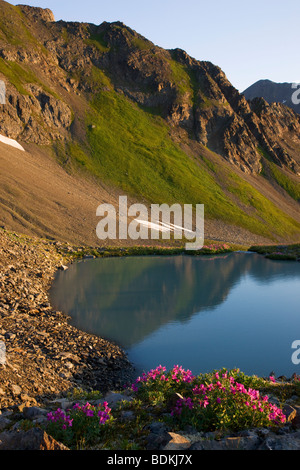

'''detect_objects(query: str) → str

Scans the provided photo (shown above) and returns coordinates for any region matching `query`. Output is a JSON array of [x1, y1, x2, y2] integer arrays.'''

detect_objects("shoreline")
[[0, 229, 136, 412]]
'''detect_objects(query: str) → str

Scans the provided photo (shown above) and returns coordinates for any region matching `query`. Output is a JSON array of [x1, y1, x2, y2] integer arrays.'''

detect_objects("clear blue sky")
[[9, 0, 300, 91]]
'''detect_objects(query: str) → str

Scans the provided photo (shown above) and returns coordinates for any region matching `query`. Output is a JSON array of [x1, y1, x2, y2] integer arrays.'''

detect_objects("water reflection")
[[50, 253, 300, 377]]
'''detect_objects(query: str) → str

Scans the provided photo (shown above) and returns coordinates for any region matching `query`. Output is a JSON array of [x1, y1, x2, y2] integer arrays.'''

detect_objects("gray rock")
[[23, 406, 48, 420], [0, 416, 11, 431], [190, 435, 260, 450], [148, 422, 168, 434], [50, 398, 73, 410], [146, 431, 171, 451], [258, 431, 300, 450], [0, 428, 69, 450], [103, 392, 133, 409]]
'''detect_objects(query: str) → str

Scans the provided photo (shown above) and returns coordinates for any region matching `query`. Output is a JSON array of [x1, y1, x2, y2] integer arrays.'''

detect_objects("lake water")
[[49, 252, 300, 378]]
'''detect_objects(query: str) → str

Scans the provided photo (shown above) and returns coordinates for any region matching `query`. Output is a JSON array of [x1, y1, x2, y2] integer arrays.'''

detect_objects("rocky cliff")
[[0, 2, 299, 175]]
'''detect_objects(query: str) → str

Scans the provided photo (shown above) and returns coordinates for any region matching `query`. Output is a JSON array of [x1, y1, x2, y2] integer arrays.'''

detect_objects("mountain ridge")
[[0, 1, 300, 245]]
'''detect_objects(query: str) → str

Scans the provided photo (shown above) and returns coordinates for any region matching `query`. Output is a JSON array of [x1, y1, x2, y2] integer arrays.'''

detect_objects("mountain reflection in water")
[[50, 253, 300, 377]]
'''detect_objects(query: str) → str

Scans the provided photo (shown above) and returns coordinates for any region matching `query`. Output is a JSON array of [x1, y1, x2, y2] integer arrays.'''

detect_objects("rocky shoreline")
[[0, 228, 300, 451], [0, 229, 134, 411]]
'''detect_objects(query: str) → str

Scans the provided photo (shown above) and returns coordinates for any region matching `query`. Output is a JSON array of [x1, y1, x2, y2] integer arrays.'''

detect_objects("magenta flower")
[[199, 399, 209, 408]]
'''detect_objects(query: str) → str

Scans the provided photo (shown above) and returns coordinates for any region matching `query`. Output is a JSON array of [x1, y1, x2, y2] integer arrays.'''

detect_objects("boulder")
[[190, 435, 260, 450], [0, 428, 69, 450], [102, 391, 133, 409], [257, 431, 300, 450], [163, 432, 191, 451]]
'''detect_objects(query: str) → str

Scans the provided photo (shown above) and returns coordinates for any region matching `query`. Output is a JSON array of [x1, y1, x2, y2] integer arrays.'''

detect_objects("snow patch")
[[0, 134, 25, 152]]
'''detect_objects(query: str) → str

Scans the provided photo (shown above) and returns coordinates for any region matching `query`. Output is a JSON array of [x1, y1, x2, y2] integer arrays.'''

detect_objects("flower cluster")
[[71, 401, 112, 425], [47, 401, 112, 431], [131, 366, 287, 432], [47, 408, 73, 430], [170, 370, 286, 429], [171, 396, 194, 416], [171, 365, 194, 383], [135, 364, 168, 385], [132, 364, 194, 391]]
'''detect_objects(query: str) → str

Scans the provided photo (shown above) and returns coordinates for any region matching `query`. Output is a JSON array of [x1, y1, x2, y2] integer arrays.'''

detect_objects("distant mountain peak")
[[243, 79, 300, 114]]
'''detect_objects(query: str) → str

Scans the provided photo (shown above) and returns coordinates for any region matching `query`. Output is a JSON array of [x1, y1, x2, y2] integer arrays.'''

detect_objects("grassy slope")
[[77, 79, 300, 241], [260, 154, 300, 202], [0, 2, 59, 98]]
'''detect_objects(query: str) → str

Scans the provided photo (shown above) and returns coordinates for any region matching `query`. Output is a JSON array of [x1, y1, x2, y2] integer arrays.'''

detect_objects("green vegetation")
[[249, 242, 300, 261], [264, 160, 300, 202], [0, 2, 49, 60], [258, 146, 300, 202], [167, 58, 193, 97], [225, 171, 300, 238], [0, 58, 60, 99], [130, 36, 152, 51], [0, 3, 59, 98], [132, 367, 287, 433], [81, 84, 300, 241], [85, 32, 110, 53], [0, 2, 37, 46], [86, 88, 223, 204], [51, 240, 237, 262], [44, 366, 299, 450], [265, 253, 297, 260], [0, 58, 35, 95]]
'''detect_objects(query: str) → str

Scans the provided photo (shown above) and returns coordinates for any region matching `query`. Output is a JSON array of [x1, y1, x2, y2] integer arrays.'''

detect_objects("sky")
[[8, 0, 300, 92]]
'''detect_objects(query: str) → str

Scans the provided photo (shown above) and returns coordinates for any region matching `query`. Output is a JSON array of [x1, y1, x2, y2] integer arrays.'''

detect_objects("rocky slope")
[[0, 1, 300, 244]]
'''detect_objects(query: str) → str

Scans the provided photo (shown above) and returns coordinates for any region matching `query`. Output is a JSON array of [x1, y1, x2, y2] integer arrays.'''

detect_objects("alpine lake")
[[50, 252, 300, 379]]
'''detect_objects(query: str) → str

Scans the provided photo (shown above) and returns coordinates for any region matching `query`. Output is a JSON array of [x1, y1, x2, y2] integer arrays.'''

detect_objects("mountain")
[[0, 1, 300, 245], [243, 79, 300, 115]]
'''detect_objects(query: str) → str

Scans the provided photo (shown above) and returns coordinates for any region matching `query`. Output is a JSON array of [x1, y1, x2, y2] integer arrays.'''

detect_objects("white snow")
[[0, 134, 25, 152], [137, 219, 194, 234]]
